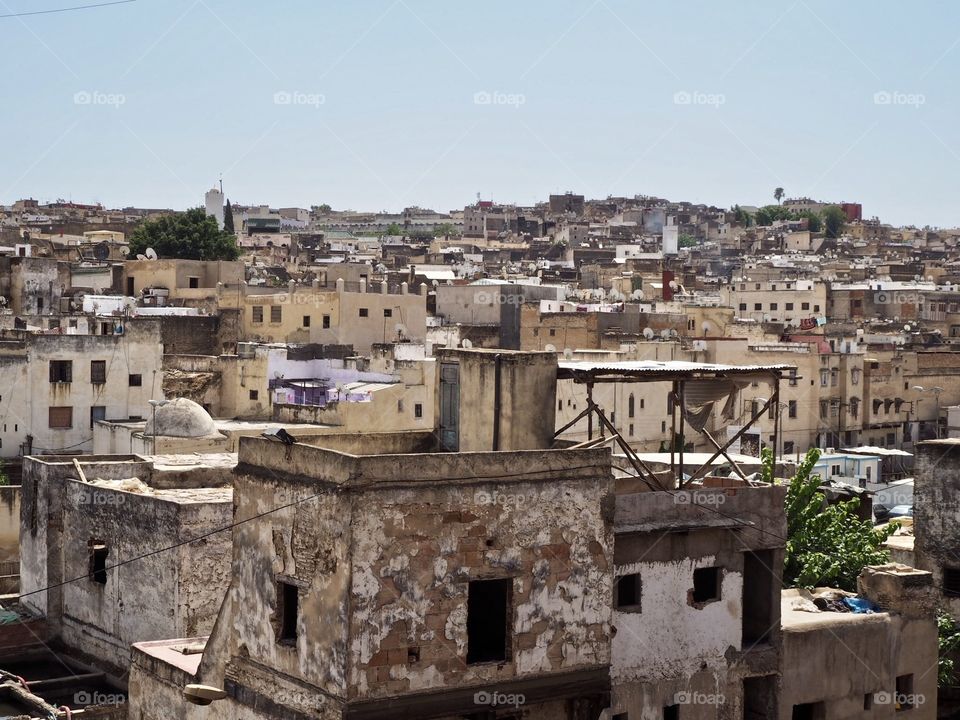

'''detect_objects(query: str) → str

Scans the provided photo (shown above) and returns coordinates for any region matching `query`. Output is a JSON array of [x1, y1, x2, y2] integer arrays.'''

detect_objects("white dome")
[[144, 398, 216, 438]]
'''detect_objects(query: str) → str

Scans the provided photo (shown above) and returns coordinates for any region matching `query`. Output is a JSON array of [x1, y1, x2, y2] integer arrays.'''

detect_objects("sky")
[[2, 0, 960, 227]]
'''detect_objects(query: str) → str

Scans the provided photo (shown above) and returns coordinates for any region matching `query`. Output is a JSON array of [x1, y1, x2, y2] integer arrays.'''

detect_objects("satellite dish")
[[702, 322, 712, 334], [93, 242, 110, 260], [544, 344, 557, 352], [136, 254, 148, 260], [563, 348, 573, 359], [643, 327, 654, 339], [145, 247, 158, 260], [395, 323, 407, 338], [119, 246, 129, 256], [904, 324, 911, 332], [660, 329, 670, 339], [461, 339, 473, 349]]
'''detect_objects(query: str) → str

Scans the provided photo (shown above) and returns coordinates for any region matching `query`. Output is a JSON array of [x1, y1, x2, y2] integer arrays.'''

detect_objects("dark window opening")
[[864, 693, 873, 710], [90, 543, 108, 585], [188, 276, 199, 288], [663, 705, 679, 720], [270, 306, 282, 323], [359, 308, 369, 318], [615, 573, 641, 611], [896, 674, 914, 710], [278, 581, 299, 643], [90, 405, 106, 429], [252, 306, 264, 323], [792, 702, 825, 720], [249, 390, 259, 401], [384, 308, 393, 317], [322, 314, 331, 329], [467, 578, 511, 664], [303, 315, 311, 327], [128, 374, 142, 387], [692, 567, 721, 604], [407, 646, 420, 664], [414, 403, 423, 419], [944, 568, 960, 597], [743, 550, 774, 646]]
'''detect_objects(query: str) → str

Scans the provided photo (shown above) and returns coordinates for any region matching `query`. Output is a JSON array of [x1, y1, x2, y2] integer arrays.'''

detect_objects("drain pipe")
[[493, 353, 502, 451]]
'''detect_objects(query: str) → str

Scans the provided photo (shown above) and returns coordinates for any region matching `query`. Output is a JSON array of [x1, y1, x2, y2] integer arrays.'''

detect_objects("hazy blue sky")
[[2, 0, 959, 226]]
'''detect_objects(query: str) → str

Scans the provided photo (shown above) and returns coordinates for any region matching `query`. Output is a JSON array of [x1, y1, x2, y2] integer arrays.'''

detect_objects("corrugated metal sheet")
[[557, 360, 794, 377]]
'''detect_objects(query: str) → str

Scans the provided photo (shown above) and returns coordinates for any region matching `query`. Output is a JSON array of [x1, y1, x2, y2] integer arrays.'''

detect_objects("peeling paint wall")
[[189, 439, 613, 719]]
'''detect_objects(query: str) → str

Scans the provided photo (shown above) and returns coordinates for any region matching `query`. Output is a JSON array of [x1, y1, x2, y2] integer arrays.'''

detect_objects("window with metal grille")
[[90, 360, 106, 384], [252, 306, 263, 323], [49, 360, 72, 383], [270, 306, 282, 323]]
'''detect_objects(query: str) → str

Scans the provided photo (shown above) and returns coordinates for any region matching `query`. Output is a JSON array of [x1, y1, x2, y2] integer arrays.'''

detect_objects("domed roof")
[[144, 398, 217, 438]]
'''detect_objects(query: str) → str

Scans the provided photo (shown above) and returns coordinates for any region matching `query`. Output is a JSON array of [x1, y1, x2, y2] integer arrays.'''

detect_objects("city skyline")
[[4, 0, 960, 226]]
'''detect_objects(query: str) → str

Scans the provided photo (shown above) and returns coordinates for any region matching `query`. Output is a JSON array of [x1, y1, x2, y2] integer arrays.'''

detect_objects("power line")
[[0, 0, 135, 19]]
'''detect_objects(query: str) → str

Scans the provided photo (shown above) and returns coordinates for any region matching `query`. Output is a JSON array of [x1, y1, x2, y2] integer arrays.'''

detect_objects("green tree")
[[434, 223, 457, 238], [678, 233, 698, 248], [938, 610, 960, 687], [799, 210, 822, 233], [822, 205, 847, 239], [0, 462, 8, 487], [732, 205, 753, 227], [129, 208, 240, 261], [755, 204, 796, 226], [386, 223, 403, 236], [774, 187, 784, 204], [223, 199, 234, 234], [771, 447, 898, 591]]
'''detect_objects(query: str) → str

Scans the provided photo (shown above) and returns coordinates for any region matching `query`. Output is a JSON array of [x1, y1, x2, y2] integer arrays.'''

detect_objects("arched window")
[[628, 394, 635, 419]]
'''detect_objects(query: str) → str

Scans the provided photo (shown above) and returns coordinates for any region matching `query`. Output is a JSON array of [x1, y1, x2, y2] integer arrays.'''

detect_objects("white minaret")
[[205, 185, 224, 229]]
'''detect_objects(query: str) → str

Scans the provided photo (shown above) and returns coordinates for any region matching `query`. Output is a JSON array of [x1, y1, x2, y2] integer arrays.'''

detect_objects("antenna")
[[219, 174, 223, 195]]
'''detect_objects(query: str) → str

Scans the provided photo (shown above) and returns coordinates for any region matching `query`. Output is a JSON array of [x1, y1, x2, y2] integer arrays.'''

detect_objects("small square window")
[[49, 360, 72, 383], [943, 568, 960, 597], [359, 308, 369, 318], [188, 276, 199, 289], [49, 406, 73, 429], [896, 674, 914, 710], [663, 705, 679, 720], [249, 390, 259, 401], [129, 374, 142, 387], [302, 315, 311, 327], [383, 308, 393, 318], [615, 573, 641, 611], [692, 567, 721, 604]]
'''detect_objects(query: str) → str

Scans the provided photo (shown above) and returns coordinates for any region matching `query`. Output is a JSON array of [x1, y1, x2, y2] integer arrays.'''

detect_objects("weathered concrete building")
[[0, 319, 163, 458], [780, 566, 938, 719], [20, 452, 234, 673], [128, 435, 615, 719]]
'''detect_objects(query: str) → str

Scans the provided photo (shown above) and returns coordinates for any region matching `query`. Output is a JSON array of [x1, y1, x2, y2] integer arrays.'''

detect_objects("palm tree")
[[774, 187, 784, 205]]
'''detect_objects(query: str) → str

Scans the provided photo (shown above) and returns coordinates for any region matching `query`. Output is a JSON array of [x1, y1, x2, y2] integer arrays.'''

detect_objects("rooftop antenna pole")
[[219, 174, 223, 195]]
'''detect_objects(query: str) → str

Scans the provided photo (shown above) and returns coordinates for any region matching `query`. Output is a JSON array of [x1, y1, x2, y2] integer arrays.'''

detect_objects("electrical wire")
[[0, 0, 135, 19]]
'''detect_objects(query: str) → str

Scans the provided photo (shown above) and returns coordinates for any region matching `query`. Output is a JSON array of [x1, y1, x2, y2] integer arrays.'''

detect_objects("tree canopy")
[[766, 447, 897, 591], [821, 205, 847, 239], [129, 207, 241, 261]]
